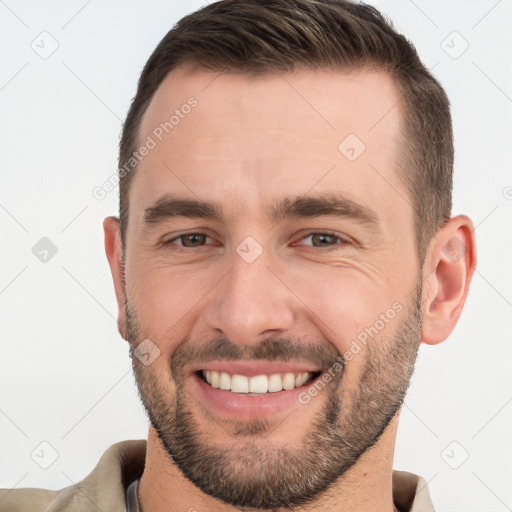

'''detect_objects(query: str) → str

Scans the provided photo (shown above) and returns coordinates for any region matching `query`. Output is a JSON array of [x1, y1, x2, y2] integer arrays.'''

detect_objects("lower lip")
[[190, 373, 319, 420]]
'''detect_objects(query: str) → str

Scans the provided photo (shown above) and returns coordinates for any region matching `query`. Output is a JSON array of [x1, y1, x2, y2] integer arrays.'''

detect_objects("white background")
[[1, 1, 511, 511]]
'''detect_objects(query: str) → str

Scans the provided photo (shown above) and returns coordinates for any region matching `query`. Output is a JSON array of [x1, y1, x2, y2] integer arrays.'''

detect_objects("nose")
[[203, 249, 295, 347]]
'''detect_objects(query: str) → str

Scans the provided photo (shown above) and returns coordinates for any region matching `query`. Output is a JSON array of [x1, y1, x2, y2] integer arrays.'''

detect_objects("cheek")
[[133, 353, 177, 404], [285, 264, 409, 388], [126, 241, 413, 370], [288, 265, 400, 350], [126, 262, 214, 342]]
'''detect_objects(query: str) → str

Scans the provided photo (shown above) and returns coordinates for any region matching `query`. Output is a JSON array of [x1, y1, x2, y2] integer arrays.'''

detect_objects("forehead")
[[132, 65, 407, 225]]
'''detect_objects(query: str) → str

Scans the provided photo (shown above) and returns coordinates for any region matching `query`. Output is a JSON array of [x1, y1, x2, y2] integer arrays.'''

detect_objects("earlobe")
[[103, 216, 128, 341], [421, 215, 477, 345]]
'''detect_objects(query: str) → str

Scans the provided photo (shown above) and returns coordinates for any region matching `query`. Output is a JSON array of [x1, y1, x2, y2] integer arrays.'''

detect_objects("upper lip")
[[189, 360, 322, 377]]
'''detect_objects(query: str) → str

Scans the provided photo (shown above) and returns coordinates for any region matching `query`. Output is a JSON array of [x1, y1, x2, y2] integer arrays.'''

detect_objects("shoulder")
[[0, 487, 59, 511], [0, 439, 147, 512], [392, 469, 436, 512]]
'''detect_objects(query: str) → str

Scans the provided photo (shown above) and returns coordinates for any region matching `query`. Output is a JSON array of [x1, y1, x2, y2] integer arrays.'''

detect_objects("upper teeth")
[[203, 370, 311, 394]]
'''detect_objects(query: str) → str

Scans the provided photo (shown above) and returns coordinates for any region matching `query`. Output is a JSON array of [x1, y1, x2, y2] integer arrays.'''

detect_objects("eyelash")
[[163, 230, 351, 252]]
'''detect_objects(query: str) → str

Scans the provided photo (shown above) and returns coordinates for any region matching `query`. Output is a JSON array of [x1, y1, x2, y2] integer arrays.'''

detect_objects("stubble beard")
[[126, 284, 422, 509]]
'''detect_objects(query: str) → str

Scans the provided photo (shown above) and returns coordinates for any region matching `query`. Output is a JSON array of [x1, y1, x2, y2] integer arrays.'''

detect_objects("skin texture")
[[104, 66, 476, 511]]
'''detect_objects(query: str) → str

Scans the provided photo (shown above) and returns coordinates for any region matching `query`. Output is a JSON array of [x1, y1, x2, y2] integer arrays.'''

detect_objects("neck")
[[138, 414, 401, 512]]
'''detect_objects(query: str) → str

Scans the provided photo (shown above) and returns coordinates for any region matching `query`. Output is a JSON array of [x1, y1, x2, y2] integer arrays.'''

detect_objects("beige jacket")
[[0, 439, 435, 511]]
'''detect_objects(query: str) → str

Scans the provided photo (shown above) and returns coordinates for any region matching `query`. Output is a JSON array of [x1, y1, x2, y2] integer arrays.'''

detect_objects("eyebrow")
[[143, 193, 380, 230]]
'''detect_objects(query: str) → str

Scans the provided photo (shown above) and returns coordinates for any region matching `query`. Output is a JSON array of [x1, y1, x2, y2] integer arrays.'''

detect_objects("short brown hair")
[[118, 0, 453, 264]]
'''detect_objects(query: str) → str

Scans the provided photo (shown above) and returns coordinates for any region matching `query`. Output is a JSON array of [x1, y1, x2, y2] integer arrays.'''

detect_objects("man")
[[1, 0, 476, 510]]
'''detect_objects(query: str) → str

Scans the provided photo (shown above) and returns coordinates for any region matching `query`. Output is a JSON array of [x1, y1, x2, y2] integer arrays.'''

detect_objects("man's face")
[[122, 67, 423, 508]]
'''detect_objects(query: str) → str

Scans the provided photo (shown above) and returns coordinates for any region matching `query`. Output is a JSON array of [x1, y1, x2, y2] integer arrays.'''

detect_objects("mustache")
[[124, 300, 344, 377], [169, 335, 343, 378]]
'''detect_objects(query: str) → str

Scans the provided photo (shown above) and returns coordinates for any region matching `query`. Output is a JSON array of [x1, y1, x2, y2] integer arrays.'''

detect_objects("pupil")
[[313, 234, 334, 246], [185, 234, 204, 246]]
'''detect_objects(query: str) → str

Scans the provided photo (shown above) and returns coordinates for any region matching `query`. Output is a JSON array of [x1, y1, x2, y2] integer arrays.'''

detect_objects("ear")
[[103, 216, 128, 341], [421, 215, 477, 345]]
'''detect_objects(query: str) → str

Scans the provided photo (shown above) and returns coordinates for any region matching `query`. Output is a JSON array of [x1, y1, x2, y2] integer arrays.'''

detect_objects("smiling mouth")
[[196, 370, 321, 395]]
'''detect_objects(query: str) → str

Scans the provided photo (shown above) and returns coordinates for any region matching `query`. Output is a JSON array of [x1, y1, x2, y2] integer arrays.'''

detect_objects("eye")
[[165, 232, 213, 248], [297, 231, 350, 249], [162, 230, 350, 251]]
